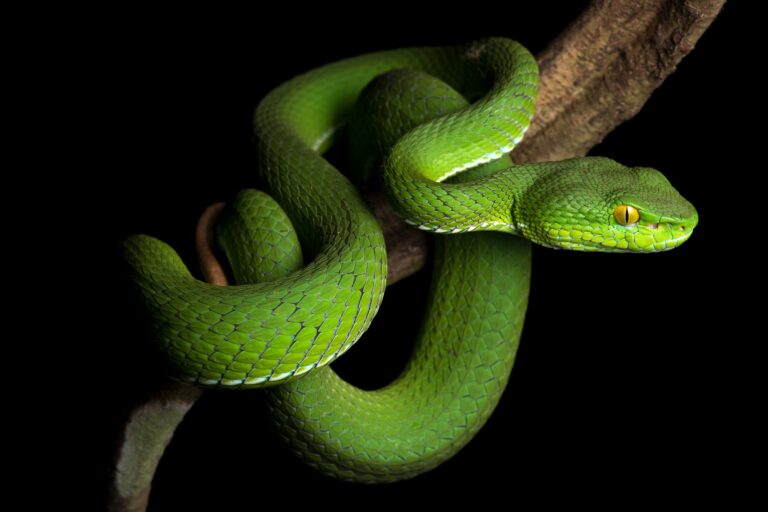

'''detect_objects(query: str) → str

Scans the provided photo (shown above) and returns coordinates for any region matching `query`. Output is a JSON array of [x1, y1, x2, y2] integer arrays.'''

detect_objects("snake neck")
[[385, 159, 543, 234]]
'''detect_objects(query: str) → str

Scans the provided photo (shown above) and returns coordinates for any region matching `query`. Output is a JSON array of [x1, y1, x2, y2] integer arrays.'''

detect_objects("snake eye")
[[613, 205, 640, 226]]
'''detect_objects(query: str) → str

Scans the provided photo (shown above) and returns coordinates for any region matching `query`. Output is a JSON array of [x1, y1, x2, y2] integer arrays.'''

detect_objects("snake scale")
[[122, 38, 698, 482]]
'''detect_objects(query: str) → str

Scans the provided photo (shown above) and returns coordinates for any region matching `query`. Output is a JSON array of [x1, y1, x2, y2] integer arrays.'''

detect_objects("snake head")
[[516, 157, 698, 252]]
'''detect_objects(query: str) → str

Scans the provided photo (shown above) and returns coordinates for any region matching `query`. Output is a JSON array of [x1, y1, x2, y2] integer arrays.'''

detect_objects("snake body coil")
[[123, 38, 698, 482]]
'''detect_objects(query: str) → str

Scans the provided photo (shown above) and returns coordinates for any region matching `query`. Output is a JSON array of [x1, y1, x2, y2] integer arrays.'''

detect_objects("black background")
[[78, 2, 752, 509]]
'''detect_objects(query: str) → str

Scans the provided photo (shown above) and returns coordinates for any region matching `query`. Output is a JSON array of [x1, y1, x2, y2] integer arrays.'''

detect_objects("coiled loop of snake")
[[122, 38, 544, 388], [123, 37, 697, 482]]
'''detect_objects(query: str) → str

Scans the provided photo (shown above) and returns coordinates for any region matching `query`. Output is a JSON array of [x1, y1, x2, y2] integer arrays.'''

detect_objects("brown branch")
[[107, 1, 724, 508], [515, 0, 726, 162], [107, 380, 202, 511]]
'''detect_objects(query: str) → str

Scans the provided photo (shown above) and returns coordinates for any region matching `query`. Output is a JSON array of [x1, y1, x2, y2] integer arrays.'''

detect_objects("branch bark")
[[107, 1, 724, 508], [515, 0, 726, 163], [107, 381, 202, 512]]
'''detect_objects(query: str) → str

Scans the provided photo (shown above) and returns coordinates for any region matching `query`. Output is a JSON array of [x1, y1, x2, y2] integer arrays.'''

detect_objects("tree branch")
[[107, 1, 724, 508], [515, 0, 726, 162], [107, 380, 202, 511]]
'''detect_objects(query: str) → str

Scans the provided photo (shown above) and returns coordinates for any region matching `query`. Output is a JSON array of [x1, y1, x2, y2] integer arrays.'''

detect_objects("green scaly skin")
[[245, 69, 529, 482], [220, 188, 529, 483], [122, 37, 698, 480], [122, 38, 530, 388]]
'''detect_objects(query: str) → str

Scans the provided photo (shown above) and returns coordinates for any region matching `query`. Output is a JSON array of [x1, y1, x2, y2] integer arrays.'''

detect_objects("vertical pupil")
[[625, 207, 630, 223]]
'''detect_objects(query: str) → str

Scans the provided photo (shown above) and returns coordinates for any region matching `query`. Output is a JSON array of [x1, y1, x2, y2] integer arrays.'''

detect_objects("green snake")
[[122, 38, 698, 482]]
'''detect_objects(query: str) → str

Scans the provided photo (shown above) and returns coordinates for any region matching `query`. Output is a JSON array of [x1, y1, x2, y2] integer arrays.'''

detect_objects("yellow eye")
[[613, 205, 640, 225]]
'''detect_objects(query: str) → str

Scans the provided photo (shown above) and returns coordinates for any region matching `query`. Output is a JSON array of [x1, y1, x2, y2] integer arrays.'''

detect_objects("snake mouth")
[[646, 211, 698, 250], [543, 219, 697, 252], [650, 227, 695, 251]]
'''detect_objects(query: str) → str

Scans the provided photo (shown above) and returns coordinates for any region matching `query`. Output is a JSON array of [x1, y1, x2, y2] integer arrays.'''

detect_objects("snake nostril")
[[679, 225, 686, 231]]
